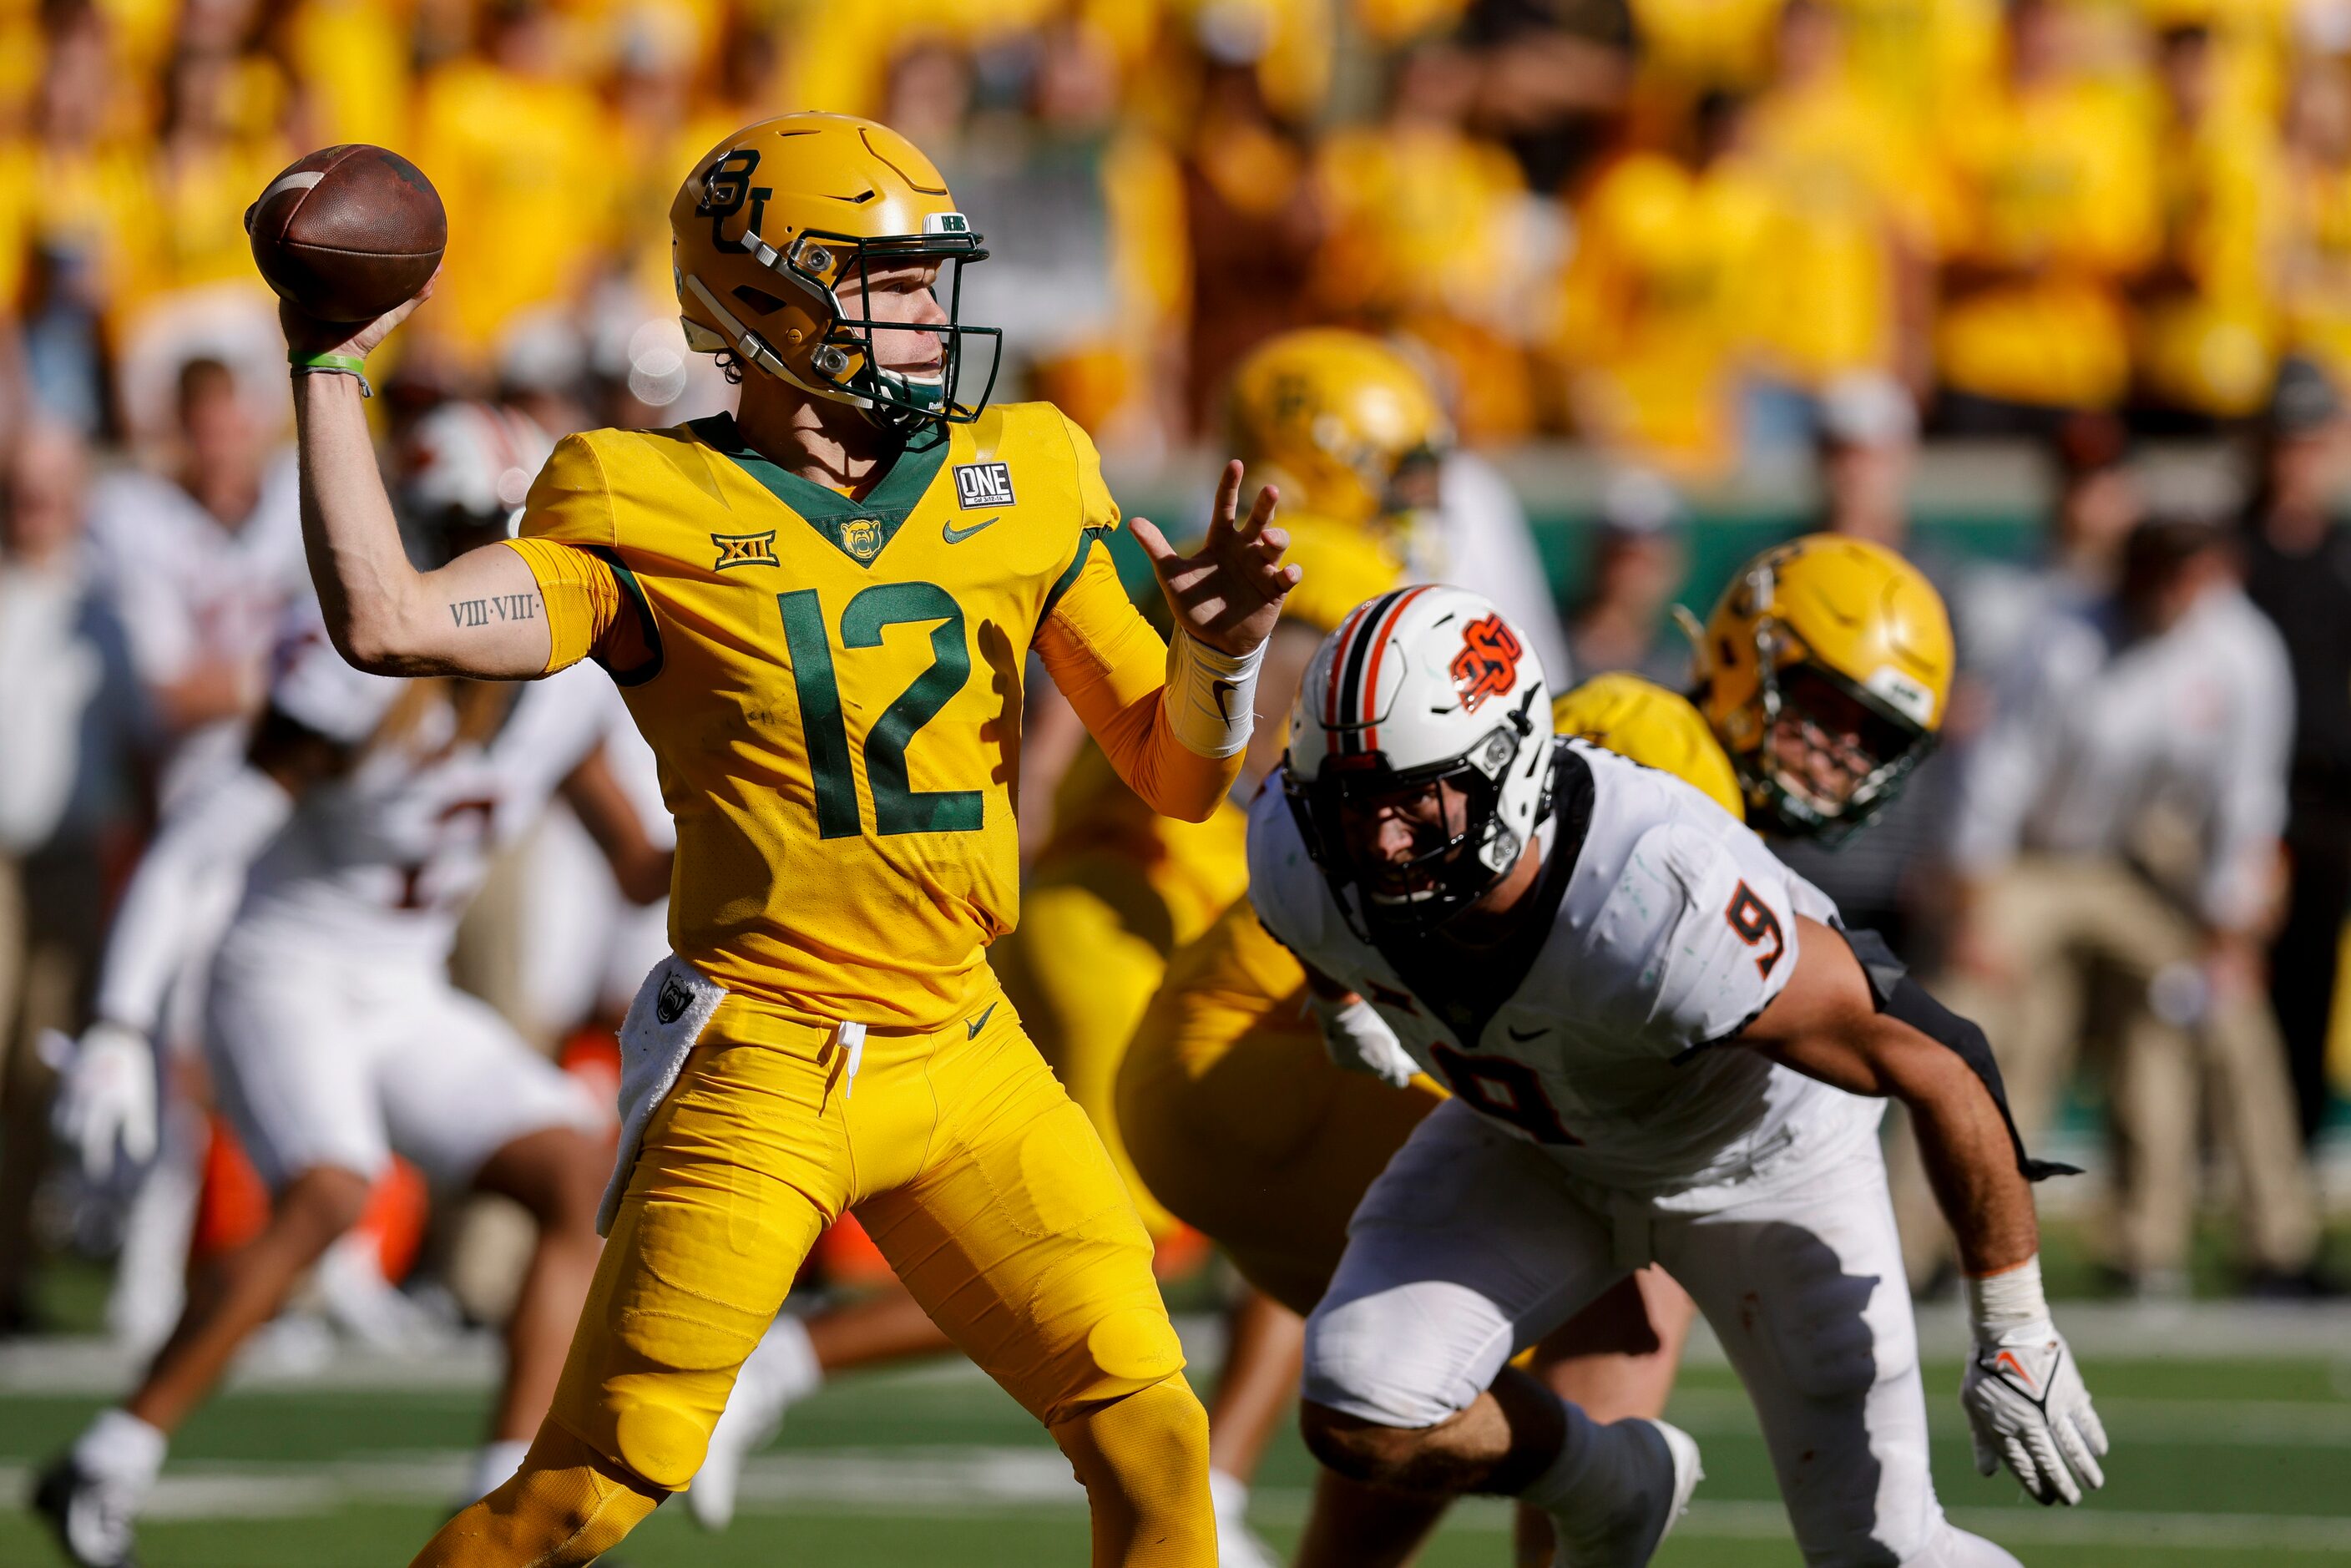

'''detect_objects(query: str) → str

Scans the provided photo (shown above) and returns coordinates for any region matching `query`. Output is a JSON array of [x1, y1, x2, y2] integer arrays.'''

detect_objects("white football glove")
[[1961, 1319, 2108, 1505], [42, 1022, 159, 1182], [1307, 992, 1418, 1089]]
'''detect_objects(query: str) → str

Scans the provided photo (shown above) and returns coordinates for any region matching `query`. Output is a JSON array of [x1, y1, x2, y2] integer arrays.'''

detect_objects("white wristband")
[[1164, 626, 1262, 760], [1965, 1254, 2049, 1338]]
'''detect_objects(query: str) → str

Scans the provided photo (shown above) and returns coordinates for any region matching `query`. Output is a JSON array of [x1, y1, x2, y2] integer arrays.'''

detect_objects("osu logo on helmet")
[[1450, 614, 1523, 712]]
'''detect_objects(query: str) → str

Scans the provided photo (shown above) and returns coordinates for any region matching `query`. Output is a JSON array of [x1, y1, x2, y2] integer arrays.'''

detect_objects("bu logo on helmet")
[[1449, 614, 1524, 712], [698, 149, 770, 252]]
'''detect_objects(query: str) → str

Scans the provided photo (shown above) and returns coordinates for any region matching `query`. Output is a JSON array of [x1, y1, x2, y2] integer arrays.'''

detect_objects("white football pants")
[[1304, 1098, 2023, 1567]]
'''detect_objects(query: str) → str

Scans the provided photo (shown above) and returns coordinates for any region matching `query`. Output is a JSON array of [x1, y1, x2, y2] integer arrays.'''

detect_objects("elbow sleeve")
[[1842, 927, 2081, 1184]]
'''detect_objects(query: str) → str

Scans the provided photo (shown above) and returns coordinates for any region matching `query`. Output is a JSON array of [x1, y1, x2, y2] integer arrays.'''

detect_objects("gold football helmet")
[[1226, 329, 1449, 525], [1552, 673, 1745, 819], [670, 113, 999, 432], [1688, 534, 1953, 837]]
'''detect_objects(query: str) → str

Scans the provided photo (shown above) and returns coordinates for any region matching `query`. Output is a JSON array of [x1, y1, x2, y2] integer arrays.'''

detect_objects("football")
[[245, 144, 446, 324]]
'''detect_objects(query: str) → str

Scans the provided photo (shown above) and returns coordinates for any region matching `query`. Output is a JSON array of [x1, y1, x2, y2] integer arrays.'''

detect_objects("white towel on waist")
[[598, 953, 726, 1236]]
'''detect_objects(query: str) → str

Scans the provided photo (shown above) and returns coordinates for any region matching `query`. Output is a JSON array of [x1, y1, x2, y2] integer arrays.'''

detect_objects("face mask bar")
[[1284, 715, 1534, 938], [1742, 629, 1935, 843]]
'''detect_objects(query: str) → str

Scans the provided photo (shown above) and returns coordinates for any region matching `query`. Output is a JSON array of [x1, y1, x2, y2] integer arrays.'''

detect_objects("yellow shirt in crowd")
[[1936, 74, 2160, 409]]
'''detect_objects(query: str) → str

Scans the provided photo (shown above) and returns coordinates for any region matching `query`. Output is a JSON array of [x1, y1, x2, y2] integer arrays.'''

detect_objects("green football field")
[[6, 1340, 2348, 1567]]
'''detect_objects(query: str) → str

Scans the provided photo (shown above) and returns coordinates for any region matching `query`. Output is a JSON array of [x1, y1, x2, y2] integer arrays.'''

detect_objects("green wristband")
[[289, 351, 372, 398]]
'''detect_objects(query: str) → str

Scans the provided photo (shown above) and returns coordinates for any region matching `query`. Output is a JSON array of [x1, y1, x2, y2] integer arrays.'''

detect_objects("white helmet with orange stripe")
[[398, 400, 554, 545], [1282, 584, 1555, 929]]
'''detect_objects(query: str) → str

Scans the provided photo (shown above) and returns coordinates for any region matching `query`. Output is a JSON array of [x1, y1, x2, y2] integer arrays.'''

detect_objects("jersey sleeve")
[[1033, 419, 1241, 822], [501, 434, 628, 675], [1593, 821, 1807, 1052]]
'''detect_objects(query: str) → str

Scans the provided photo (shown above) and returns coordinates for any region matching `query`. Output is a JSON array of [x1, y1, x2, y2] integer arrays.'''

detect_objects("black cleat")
[[31, 1454, 141, 1568]]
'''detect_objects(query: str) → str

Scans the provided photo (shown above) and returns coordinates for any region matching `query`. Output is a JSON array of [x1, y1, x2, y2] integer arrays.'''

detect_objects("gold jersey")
[[508, 402, 1228, 1030]]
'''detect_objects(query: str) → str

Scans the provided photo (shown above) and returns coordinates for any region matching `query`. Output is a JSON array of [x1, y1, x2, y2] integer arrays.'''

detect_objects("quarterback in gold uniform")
[[279, 114, 1297, 1567], [1117, 534, 1955, 1566]]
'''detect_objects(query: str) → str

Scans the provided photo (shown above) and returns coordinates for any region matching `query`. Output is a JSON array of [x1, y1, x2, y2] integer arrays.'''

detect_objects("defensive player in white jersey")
[[1251, 585, 2107, 1566], [33, 404, 663, 1568]]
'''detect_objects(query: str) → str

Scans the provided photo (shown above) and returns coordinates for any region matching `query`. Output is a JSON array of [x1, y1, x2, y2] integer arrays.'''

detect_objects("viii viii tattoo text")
[[449, 594, 539, 629]]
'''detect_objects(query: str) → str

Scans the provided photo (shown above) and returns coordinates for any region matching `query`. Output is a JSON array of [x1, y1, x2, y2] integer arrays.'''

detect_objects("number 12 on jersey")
[[777, 584, 981, 839]]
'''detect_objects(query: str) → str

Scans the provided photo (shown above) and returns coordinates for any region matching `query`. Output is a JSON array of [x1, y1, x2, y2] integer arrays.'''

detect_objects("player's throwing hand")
[[1130, 460, 1300, 658]]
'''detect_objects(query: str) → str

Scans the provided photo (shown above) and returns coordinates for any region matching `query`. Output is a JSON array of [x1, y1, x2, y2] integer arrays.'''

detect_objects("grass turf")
[[3, 1350, 2347, 1566]]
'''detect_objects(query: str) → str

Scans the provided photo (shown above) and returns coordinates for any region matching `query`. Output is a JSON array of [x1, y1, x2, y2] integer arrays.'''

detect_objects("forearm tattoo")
[[447, 592, 542, 630]]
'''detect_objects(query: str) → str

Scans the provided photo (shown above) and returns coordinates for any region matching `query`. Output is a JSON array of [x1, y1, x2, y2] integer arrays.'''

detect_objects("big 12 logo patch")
[[1449, 614, 1524, 712]]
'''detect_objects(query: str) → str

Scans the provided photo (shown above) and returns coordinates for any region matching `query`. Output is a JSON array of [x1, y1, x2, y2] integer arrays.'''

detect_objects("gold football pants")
[[1114, 933, 1443, 1318], [995, 861, 1225, 1238], [412, 988, 1211, 1565]]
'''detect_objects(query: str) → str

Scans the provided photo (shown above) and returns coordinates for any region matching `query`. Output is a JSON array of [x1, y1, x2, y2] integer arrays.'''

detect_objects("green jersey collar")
[[686, 414, 948, 568]]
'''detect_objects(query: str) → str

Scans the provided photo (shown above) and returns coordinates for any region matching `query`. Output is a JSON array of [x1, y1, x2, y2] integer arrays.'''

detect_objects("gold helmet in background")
[[1552, 673, 1746, 820], [1689, 534, 1953, 837], [1226, 328, 1450, 525], [670, 113, 1000, 432]]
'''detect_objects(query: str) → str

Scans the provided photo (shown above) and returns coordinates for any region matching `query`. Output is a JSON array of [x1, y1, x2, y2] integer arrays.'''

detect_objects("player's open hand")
[[1961, 1323, 2108, 1505], [1129, 461, 1299, 658], [279, 264, 439, 362]]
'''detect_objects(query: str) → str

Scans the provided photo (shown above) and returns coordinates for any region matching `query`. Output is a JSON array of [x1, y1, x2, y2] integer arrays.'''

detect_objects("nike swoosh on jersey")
[[1506, 1024, 1549, 1041], [966, 1001, 999, 1038], [942, 515, 999, 544]]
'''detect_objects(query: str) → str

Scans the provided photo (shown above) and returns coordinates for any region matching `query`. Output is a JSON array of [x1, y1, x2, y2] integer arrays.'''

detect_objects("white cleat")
[[33, 1455, 144, 1568], [1210, 1469, 1281, 1568], [1548, 1418, 1703, 1568], [689, 1318, 821, 1531]]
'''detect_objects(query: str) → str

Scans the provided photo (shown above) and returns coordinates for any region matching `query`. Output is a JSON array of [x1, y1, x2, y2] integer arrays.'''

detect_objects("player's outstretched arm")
[[1038, 462, 1298, 823], [286, 293, 551, 680], [1737, 918, 2107, 1507], [1737, 920, 2035, 1273]]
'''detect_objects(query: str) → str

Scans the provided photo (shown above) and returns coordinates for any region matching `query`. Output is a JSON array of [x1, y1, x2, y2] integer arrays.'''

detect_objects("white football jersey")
[[226, 607, 626, 965], [85, 455, 311, 804], [1249, 739, 1873, 1192]]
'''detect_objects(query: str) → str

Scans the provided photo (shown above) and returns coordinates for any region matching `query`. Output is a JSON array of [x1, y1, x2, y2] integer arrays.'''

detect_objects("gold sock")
[[407, 1423, 665, 1568], [1050, 1374, 1217, 1568]]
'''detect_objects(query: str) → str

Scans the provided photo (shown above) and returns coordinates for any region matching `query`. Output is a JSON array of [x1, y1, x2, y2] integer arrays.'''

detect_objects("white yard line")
[[7, 1302, 2350, 1395]]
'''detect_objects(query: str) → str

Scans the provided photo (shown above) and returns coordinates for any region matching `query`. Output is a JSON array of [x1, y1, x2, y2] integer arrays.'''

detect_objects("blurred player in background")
[[1120, 534, 1961, 1565], [281, 113, 1295, 1568], [34, 401, 665, 1568]]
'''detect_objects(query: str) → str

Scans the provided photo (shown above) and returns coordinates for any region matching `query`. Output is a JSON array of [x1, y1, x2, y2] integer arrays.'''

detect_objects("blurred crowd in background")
[[5, 0, 2351, 1344], [19, 0, 2351, 459]]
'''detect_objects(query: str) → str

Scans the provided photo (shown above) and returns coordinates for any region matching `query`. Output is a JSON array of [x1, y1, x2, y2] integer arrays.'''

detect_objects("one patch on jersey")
[[953, 460, 1015, 509], [710, 529, 778, 571]]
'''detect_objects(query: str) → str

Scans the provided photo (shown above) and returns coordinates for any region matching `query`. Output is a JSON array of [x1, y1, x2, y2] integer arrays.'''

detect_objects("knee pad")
[[407, 1424, 662, 1568], [1303, 1280, 1503, 1429]]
